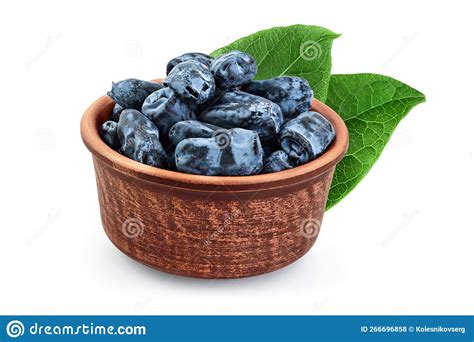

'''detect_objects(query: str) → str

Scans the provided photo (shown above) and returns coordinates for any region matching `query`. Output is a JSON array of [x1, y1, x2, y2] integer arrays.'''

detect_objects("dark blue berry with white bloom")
[[210, 51, 257, 89], [261, 150, 293, 173], [199, 90, 283, 141], [117, 109, 167, 167], [279, 111, 335, 165], [168, 120, 221, 147], [243, 76, 313, 119], [107, 78, 163, 110], [141, 87, 195, 143], [100, 121, 121, 150], [164, 60, 215, 105], [175, 128, 263, 176], [166, 52, 214, 75]]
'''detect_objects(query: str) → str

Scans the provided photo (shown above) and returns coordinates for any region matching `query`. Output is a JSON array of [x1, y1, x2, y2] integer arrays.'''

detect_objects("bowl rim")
[[81, 81, 349, 188]]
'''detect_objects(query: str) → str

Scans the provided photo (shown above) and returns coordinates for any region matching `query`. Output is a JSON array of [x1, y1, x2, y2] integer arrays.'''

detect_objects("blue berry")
[[278, 111, 335, 165], [243, 76, 313, 119], [168, 120, 221, 147], [107, 79, 163, 110], [141, 87, 196, 143], [166, 52, 214, 75], [110, 103, 123, 122], [100, 121, 121, 150], [262, 150, 293, 173], [195, 88, 224, 115], [175, 128, 263, 176], [164, 60, 215, 104], [117, 109, 167, 167], [210, 51, 257, 89], [199, 90, 283, 141]]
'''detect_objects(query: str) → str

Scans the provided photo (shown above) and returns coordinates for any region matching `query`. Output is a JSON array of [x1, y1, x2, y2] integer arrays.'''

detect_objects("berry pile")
[[101, 51, 335, 176]]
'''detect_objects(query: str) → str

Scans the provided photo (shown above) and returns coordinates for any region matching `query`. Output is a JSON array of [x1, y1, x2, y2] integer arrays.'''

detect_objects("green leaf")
[[211, 24, 340, 102], [325, 73, 426, 210]]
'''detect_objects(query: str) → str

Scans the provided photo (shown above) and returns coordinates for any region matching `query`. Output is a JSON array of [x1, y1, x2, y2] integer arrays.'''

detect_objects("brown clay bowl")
[[80, 82, 349, 279]]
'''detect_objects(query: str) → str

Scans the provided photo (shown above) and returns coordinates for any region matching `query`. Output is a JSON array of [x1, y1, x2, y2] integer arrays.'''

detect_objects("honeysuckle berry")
[[243, 76, 313, 119], [175, 128, 263, 176], [200, 90, 283, 142], [210, 51, 257, 89], [168, 120, 221, 147], [117, 109, 167, 167], [278, 111, 335, 165], [107, 78, 163, 110], [164, 60, 215, 105], [141, 87, 195, 143], [166, 52, 214, 75]]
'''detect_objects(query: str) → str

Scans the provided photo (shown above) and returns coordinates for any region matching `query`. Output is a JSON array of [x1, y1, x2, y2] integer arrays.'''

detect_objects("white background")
[[1, 0, 473, 314]]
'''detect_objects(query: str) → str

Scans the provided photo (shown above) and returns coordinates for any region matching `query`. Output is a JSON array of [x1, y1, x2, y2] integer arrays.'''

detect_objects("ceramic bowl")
[[80, 82, 348, 278]]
